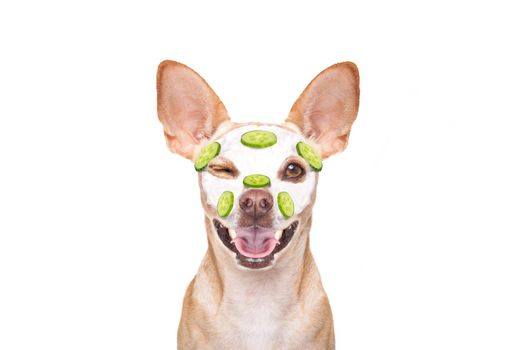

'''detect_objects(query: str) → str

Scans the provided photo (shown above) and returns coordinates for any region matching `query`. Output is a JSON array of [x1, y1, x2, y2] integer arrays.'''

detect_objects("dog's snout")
[[239, 190, 273, 217]]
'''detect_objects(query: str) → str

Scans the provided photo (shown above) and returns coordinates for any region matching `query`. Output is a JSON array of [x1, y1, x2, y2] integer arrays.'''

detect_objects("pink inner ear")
[[286, 62, 359, 159], [157, 61, 229, 159], [301, 92, 353, 157]]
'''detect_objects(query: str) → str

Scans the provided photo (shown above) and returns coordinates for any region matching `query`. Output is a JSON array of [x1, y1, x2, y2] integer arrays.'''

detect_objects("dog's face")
[[157, 61, 359, 270], [199, 124, 317, 269]]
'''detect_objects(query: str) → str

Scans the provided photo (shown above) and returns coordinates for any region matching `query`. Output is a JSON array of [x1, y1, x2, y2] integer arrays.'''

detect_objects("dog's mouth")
[[213, 219, 298, 269]]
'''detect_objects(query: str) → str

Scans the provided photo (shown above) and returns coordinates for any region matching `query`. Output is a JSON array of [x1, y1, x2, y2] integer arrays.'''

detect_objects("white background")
[[1, 1, 524, 349]]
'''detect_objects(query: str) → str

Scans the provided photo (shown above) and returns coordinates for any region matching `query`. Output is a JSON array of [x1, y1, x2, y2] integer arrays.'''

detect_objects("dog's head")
[[157, 61, 359, 270]]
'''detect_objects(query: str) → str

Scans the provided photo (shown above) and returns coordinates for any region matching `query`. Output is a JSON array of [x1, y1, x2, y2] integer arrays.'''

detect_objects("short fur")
[[156, 61, 360, 349]]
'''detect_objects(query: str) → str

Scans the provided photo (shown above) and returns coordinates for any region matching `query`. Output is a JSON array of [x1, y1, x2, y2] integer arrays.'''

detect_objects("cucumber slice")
[[217, 191, 234, 217], [277, 191, 294, 218], [243, 174, 271, 188], [194, 142, 221, 171], [296, 142, 323, 171], [240, 130, 277, 148]]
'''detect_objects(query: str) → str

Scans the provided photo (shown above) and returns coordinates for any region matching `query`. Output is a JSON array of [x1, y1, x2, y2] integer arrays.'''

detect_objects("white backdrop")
[[1, 1, 524, 349]]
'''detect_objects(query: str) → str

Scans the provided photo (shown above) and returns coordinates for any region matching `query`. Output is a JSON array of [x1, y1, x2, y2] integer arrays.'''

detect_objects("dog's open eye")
[[208, 161, 239, 179], [283, 162, 305, 181]]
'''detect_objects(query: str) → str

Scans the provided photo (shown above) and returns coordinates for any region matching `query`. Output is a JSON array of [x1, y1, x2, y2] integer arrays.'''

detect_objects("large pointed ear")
[[156, 60, 230, 160], [286, 62, 360, 159]]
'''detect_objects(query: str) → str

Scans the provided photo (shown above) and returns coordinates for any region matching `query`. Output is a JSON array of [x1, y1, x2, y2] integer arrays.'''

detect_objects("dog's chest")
[[214, 296, 304, 350], [202, 279, 307, 350]]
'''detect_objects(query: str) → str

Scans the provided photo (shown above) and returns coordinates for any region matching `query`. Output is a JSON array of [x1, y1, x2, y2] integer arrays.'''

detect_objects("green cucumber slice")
[[194, 142, 221, 171], [240, 130, 277, 148], [243, 174, 271, 188], [296, 142, 323, 171], [217, 191, 234, 217], [277, 192, 294, 218]]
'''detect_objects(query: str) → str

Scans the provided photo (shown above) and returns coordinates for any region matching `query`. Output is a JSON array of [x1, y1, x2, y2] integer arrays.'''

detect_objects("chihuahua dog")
[[156, 60, 359, 350]]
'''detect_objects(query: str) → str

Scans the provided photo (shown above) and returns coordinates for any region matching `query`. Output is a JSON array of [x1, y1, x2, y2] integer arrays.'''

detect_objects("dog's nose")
[[239, 189, 273, 217]]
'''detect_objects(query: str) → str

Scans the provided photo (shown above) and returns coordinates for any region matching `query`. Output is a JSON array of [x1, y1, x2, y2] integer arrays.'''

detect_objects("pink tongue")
[[232, 227, 279, 258]]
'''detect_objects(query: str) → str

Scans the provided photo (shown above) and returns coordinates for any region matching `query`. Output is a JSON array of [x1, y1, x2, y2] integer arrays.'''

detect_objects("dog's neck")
[[196, 216, 321, 310]]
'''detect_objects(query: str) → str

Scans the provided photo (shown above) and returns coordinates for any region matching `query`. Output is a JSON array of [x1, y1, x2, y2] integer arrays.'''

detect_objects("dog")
[[156, 60, 359, 350]]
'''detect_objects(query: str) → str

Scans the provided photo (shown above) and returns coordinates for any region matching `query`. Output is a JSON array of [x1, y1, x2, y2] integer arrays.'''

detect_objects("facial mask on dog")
[[157, 60, 360, 348], [157, 59, 358, 274], [200, 125, 319, 228]]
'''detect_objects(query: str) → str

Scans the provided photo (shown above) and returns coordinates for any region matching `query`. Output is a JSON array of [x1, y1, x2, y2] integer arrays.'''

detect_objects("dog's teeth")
[[274, 230, 283, 241], [229, 229, 237, 239]]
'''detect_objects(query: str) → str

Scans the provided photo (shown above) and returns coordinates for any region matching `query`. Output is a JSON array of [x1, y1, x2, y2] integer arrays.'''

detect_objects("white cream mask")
[[199, 124, 319, 229]]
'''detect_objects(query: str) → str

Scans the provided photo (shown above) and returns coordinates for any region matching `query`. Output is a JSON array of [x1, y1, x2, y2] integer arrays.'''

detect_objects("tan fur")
[[178, 203, 335, 350], [287, 62, 360, 159], [175, 154, 335, 350], [157, 61, 229, 160], [156, 61, 360, 350]]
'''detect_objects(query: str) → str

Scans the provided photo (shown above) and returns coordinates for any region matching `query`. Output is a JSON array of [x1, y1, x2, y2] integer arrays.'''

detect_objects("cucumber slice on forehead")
[[217, 191, 234, 217], [243, 174, 271, 188], [241, 130, 277, 148], [277, 192, 294, 218], [296, 142, 323, 171], [194, 142, 221, 171]]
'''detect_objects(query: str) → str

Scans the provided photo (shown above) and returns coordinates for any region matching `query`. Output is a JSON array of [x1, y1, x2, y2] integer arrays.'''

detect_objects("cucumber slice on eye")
[[243, 174, 271, 188], [194, 142, 221, 171], [296, 142, 323, 171], [240, 130, 277, 148], [217, 191, 234, 217], [277, 191, 294, 218]]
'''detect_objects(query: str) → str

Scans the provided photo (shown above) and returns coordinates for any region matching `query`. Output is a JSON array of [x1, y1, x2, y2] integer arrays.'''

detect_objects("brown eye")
[[284, 163, 305, 180]]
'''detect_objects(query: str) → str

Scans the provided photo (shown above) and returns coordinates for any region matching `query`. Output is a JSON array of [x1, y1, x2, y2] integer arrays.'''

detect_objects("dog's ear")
[[286, 62, 360, 159], [157, 60, 230, 159]]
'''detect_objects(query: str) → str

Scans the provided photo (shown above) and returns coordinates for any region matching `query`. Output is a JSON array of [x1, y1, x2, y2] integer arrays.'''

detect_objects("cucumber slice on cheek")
[[243, 174, 271, 188], [277, 191, 294, 218], [194, 142, 221, 171], [296, 142, 323, 171], [217, 191, 234, 217], [241, 130, 277, 148]]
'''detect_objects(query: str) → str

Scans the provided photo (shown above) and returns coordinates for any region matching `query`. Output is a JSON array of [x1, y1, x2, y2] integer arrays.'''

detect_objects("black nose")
[[239, 189, 273, 217]]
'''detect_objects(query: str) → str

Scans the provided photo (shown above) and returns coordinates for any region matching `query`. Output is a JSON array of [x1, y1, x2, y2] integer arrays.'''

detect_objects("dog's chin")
[[213, 219, 298, 270]]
